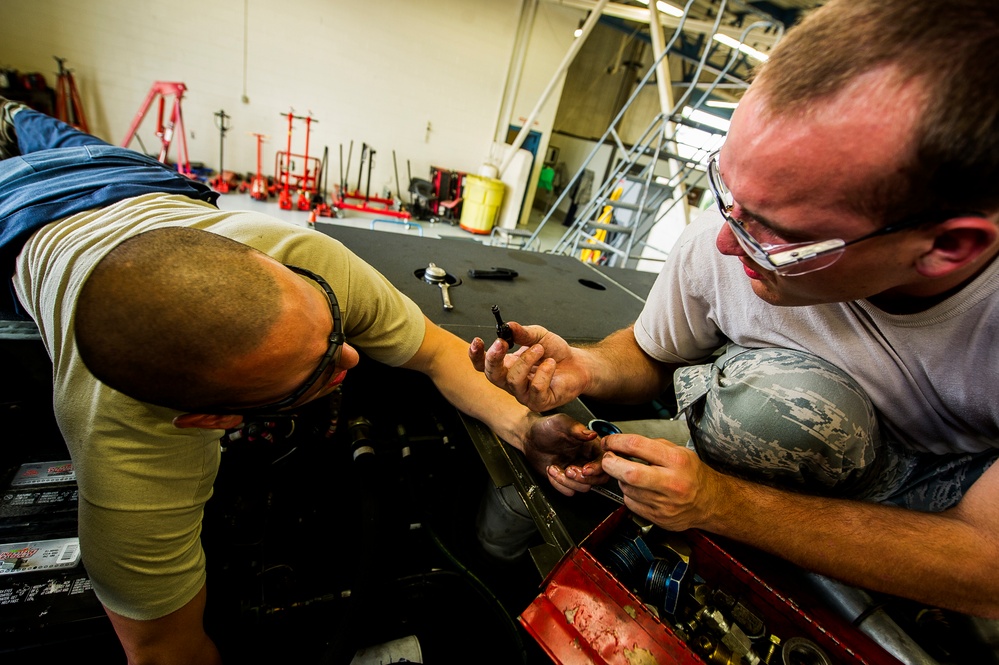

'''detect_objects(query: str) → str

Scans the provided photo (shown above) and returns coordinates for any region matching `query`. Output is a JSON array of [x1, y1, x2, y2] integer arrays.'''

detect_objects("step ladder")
[[525, 5, 783, 269]]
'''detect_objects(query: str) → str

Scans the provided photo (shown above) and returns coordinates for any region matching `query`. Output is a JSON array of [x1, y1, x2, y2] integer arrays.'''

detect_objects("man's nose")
[[715, 221, 744, 257], [339, 343, 361, 371]]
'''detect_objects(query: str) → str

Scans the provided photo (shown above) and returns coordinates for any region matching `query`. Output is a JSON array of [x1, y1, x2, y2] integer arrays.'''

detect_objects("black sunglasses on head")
[[210, 264, 344, 418]]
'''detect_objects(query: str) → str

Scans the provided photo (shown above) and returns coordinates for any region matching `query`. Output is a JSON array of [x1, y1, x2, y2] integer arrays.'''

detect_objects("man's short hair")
[[74, 227, 282, 412], [752, 0, 999, 222]]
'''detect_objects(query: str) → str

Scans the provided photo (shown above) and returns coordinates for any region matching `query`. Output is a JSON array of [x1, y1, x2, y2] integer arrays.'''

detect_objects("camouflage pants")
[[673, 345, 996, 513]]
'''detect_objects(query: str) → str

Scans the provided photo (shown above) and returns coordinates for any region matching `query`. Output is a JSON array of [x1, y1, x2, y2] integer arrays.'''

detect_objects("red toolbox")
[[520, 507, 901, 665]]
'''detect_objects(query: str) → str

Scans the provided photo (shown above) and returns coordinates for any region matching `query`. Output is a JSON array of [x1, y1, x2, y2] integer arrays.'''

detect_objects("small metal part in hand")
[[491, 305, 514, 345], [588, 419, 622, 437], [591, 485, 625, 505]]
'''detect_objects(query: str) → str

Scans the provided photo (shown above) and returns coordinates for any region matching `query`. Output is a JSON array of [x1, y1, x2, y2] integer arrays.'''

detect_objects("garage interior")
[[2, 1, 999, 664]]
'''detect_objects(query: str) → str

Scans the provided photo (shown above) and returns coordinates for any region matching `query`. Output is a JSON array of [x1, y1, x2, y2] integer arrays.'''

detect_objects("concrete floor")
[[215, 189, 570, 254]]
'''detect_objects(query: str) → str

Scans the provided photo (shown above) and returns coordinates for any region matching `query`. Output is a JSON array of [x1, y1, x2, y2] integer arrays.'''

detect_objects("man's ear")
[[173, 413, 244, 430], [915, 217, 999, 278]]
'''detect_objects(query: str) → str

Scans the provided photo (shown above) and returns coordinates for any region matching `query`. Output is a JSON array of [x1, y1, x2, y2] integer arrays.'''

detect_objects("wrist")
[[566, 346, 594, 397], [494, 405, 539, 453]]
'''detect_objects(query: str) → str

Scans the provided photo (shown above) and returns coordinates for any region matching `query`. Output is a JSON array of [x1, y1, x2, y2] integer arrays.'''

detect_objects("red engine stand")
[[121, 82, 192, 176]]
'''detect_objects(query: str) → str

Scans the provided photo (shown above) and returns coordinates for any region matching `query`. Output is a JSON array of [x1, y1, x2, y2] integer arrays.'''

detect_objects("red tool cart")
[[275, 110, 320, 211]]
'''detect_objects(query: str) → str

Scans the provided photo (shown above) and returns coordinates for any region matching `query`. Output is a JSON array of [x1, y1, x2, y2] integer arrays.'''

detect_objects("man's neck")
[[867, 250, 999, 315]]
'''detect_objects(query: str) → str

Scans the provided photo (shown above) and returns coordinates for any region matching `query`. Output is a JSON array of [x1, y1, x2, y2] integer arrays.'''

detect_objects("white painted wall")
[[0, 0, 583, 217]]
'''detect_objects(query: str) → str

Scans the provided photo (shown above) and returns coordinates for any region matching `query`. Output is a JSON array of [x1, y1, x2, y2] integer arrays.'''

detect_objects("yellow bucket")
[[459, 175, 504, 234]]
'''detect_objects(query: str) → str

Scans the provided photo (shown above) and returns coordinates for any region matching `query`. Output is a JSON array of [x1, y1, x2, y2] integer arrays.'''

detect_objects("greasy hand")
[[600, 433, 718, 532], [525, 413, 609, 496], [469, 322, 588, 412]]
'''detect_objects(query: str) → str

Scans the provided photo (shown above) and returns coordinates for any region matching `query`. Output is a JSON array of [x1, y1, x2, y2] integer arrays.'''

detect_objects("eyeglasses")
[[213, 264, 345, 416], [706, 151, 967, 276]]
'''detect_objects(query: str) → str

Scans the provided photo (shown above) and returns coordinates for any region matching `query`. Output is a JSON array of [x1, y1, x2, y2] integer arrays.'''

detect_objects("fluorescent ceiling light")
[[713, 33, 769, 62], [635, 0, 685, 19], [705, 100, 739, 109], [683, 106, 731, 131]]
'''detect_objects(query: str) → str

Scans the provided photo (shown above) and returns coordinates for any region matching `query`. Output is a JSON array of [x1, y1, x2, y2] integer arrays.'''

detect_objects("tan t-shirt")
[[13, 193, 425, 619]]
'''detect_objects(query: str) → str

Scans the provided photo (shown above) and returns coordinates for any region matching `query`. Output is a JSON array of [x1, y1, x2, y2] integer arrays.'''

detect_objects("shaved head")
[[74, 227, 282, 411]]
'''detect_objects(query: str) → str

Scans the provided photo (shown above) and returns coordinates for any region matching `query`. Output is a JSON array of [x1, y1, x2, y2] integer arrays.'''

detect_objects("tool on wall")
[[53, 56, 88, 133], [210, 109, 231, 193], [121, 81, 192, 176]]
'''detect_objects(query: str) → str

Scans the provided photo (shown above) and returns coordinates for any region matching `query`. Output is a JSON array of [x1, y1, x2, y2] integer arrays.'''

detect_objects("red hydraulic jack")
[[276, 110, 320, 211], [53, 56, 88, 133], [122, 82, 192, 176], [247, 132, 270, 201], [308, 146, 334, 225], [209, 109, 231, 193]]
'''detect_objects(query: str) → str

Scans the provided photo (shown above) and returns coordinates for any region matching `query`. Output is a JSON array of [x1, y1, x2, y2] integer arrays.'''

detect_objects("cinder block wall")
[[0, 0, 580, 205]]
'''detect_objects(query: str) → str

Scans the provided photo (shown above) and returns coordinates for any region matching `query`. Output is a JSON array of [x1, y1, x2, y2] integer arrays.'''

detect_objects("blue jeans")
[[0, 109, 217, 316]]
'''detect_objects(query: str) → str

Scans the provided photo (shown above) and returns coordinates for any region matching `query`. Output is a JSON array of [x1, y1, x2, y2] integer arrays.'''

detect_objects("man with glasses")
[[473, 0, 999, 619], [0, 101, 599, 664]]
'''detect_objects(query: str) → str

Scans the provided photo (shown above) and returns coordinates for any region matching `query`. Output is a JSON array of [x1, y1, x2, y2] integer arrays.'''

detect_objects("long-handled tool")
[[53, 56, 88, 133], [279, 110, 295, 210], [393, 150, 403, 205], [211, 109, 231, 193], [248, 132, 269, 201], [308, 146, 333, 225], [364, 147, 376, 202], [332, 140, 411, 220]]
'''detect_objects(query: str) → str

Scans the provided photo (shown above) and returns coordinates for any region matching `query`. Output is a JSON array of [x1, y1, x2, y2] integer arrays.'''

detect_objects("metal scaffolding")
[[523, 1, 784, 269]]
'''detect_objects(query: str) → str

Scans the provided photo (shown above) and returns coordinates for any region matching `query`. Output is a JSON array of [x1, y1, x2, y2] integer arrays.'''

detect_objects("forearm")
[[579, 325, 676, 404], [407, 318, 535, 452], [431, 354, 535, 453], [705, 471, 999, 617]]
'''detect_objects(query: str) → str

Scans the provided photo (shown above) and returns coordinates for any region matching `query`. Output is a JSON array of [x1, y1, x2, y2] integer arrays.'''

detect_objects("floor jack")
[[332, 141, 411, 220], [308, 146, 334, 225], [242, 132, 270, 201], [209, 109, 231, 193], [275, 110, 320, 211], [53, 56, 88, 133], [311, 144, 347, 223], [121, 81, 192, 176]]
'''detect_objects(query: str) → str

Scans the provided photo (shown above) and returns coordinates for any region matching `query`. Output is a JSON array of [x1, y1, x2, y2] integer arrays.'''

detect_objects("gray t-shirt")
[[634, 209, 999, 456]]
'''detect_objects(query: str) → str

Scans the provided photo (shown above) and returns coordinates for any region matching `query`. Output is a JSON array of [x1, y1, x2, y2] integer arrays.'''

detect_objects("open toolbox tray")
[[520, 506, 901, 665]]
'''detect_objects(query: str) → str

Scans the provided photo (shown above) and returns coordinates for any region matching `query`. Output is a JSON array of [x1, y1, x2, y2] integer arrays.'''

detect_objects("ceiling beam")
[[546, 0, 782, 50]]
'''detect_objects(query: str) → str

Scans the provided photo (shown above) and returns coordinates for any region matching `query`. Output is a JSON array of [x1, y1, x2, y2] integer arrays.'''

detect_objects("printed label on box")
[[0, 538, 81, 575], [9, 461, 76, 486]]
